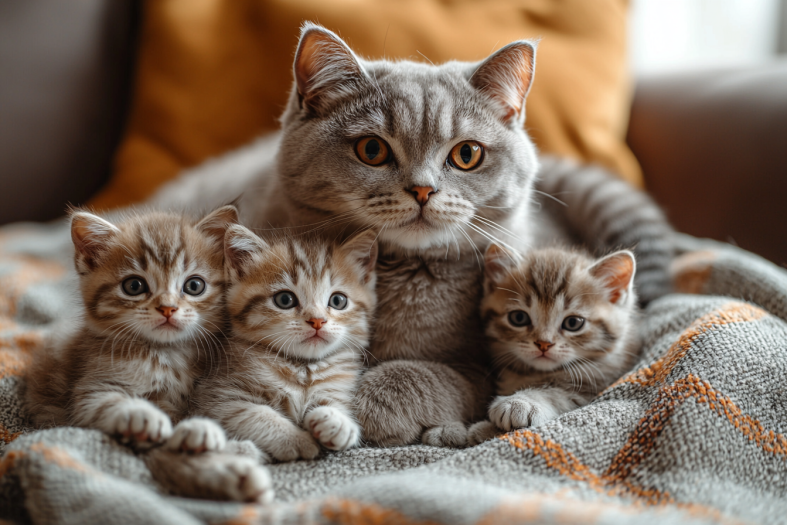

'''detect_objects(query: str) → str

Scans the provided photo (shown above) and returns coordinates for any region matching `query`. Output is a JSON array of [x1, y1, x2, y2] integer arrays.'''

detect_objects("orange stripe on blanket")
[[503, 372, 785, 511], [322, 498, 444, 525], [608, 302, 766, 391], [0, 423, 22, 444], [0, 335, 38, 379], [503, 430, 673, 505], [0, 255, 66, 318], [477, 492, 750, 525], [607, 374, 787, 482]]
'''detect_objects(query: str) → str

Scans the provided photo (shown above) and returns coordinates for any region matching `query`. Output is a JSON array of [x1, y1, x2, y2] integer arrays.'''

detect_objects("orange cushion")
[[92, 0, 640, 210]]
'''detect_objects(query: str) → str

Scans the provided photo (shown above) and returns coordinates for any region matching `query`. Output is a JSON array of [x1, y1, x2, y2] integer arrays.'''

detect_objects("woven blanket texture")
[[1, 222, 786, 525]]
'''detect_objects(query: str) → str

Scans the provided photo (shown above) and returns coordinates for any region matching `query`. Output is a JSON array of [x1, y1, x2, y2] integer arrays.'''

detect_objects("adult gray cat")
[[149, 23, 672, 447]]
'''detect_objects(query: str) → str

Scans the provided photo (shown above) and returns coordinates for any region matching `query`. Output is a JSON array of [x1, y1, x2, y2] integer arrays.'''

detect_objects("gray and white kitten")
[[467, 245, 639, 445], [148, 23, 672, 447]]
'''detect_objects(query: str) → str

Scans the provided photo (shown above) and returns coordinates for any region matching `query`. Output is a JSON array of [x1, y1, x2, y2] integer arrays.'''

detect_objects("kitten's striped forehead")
[[508, 250, 586, 309], [132, 219, 187, 271], [285, 238, 333, 286]]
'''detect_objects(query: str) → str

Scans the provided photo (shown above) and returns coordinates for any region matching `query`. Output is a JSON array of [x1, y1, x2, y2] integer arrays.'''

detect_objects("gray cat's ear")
[[484, 243, 517, 285], [294, 22, 368, 115], [70, 210, 120, 269], [196, 205, 239, 245], [589, 250, 637, 304], [470, 40, 537, 124], [341, 230, 378, 284], [224, 224, 268, 277]]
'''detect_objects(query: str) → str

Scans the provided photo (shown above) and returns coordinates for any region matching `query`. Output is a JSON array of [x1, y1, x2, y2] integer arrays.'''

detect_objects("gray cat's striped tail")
[[536, 156, 674, 305]]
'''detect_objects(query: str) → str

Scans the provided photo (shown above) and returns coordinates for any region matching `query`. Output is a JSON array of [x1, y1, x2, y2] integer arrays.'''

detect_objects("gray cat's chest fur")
[[372, 250, 485, 364]]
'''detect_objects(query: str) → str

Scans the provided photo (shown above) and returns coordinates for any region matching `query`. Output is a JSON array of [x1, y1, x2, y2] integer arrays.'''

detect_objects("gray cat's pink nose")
[[408, 186, 436, 206]]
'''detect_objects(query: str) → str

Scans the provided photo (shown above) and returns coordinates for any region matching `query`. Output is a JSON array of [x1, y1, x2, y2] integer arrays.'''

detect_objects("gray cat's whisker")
[[532, 189, 568, 207]]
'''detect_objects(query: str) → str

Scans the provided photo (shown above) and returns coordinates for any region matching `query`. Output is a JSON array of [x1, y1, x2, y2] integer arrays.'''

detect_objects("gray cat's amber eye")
[[183, 277, 206, 296], [274, 291, 298, 309], [448, 141, 483, 170], [122, 277, 148, 296], [562, 316, 585, 332], [328, 293, 348, 310], [355, 137, 391, 166], [508, 310, 531, 327]]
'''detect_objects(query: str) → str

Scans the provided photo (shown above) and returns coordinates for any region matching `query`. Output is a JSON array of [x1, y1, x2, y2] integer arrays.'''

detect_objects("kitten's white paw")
[[421, 422, 467, 448], [167, 417, 227, 453], [467, 420, 500, 446], [264, 428, 320, 462], [105, 399, 173, 444], [489, 393, 559, 431], [198, 455, 274, 504], [304, 407, 360, 451]]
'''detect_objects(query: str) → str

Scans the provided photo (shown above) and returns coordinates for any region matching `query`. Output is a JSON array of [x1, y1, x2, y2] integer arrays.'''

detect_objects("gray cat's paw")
[[167, 417, 227, 453], [421, 421, 467, 448], [467, 420, 500, 446], [489, 393, 558, 431]]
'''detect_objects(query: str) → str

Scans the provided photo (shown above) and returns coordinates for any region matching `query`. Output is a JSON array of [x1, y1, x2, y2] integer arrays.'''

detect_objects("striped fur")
[[192, 228, 377, 461], [146, 23, 673, 447], [534, 157, 673, 305], [24, 207, 238, 449], [468, 246, 640, 445]]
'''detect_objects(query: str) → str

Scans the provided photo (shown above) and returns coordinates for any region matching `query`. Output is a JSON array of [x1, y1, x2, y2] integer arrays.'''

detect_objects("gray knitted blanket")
[[1, 222, 786, 525]]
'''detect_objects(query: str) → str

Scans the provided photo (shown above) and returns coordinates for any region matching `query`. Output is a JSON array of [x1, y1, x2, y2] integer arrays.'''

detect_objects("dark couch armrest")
[[0, 0, 139, 225], [627, 61, 787, 265]]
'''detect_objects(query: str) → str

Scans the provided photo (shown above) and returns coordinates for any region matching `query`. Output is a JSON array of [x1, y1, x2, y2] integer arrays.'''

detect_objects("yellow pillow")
[[92, 0, 640, 210]]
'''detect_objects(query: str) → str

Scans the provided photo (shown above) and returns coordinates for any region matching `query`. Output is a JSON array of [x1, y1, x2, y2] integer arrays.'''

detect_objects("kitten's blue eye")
[[183, 277, 206, 296], [508, 310, 531, 327], [122, 277, 148, 296], [562, 316, 585, 332], [274, 291, 298, 309], [329, 293, 348, 310]]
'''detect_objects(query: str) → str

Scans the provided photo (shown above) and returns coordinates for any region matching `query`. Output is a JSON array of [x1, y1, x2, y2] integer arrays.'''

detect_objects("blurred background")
[[0, 0, 785, 264], [630, 0, 786, 74]]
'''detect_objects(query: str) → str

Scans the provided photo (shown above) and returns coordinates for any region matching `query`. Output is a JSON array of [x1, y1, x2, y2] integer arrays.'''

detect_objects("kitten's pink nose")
[[157, 306, 178, 319], [306, 318, 327, 330], [534, 340, 555, 353], [408, 186, 436, 206]]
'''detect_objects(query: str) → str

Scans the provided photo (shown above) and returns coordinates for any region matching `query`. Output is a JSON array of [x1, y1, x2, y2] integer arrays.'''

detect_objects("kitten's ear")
[[340, 230, 378, 284], [484, 243, 517, 285], [224, 224, 268, 277], [196, 205, 239, 245], [294, 22, 369, 115], [70, 211, 120, 269], [589, 250, 637, 304], [470, 40, 537, 125]]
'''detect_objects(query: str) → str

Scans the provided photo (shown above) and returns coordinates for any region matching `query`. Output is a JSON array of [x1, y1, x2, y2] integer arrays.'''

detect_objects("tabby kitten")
[[25, 206, 237, 453], [147, 23, 672, 447], [192, 227, 377, 461], [468, 245, 639, 445]]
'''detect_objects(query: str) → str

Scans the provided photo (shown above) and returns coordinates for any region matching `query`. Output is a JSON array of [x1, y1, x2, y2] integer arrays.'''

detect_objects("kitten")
[[25, 206, 237, 453], [147, 23, 672, 447], [468, 245, 640, 445], [192, 226, 377, 461]]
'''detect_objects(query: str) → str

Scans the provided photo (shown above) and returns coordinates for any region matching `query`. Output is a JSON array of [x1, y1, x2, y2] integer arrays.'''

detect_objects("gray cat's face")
[[277, 24, 539, 253]]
